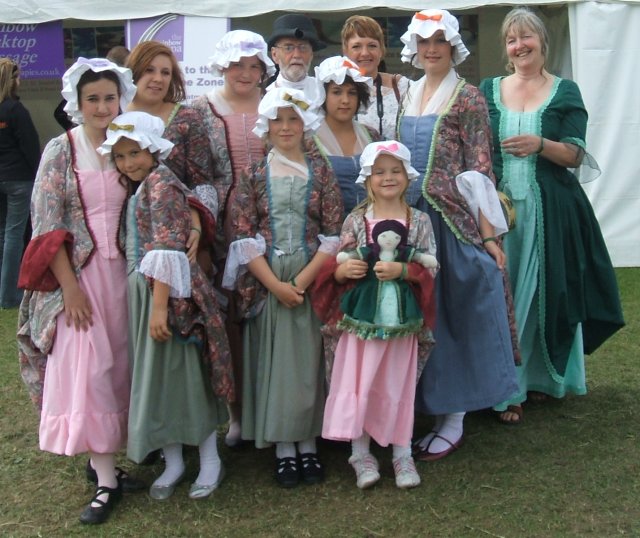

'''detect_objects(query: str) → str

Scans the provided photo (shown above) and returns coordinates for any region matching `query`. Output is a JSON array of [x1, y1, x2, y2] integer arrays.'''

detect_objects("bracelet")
[[190, 227, 201, 235], [482, 236, 498, 245], [536, 136, 544, 154], [400, 263, 407, 280]]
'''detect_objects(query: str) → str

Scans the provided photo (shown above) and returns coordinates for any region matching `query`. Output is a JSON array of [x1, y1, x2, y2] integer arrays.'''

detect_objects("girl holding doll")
[[98, 111, 234, 501], [222, 88, 343, 488], [313, 141, 437, 489], [16, 58, 141, 524]]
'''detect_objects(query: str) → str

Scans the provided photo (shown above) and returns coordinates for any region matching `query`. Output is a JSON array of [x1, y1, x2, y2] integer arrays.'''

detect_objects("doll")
[[336, 219, 437, 340]]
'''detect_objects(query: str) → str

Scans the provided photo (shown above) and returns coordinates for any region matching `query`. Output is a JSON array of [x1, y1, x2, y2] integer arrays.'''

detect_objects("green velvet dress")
[[480, 76, 624, 407]]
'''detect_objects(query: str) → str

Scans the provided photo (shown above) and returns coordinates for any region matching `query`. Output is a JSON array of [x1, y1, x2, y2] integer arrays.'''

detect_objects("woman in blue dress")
[[398, 10, 519, 460]]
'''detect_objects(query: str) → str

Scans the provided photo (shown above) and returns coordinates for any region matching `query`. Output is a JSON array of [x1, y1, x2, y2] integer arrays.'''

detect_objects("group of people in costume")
[[15, 6, 624, 525]]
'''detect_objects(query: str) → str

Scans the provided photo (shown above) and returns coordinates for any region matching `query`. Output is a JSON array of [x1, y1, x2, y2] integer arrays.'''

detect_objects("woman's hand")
[[484, 240, 506, 270], [149, 305, 172, 342], [335, 259, 368, 283], [502, 135, 542, 158], [373, 261, 403, 281], [272, 281, 304, 308], [62, 283, 93, 331]]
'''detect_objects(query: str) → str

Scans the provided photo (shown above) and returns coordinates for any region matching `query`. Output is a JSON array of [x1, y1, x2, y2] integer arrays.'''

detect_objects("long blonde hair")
[[0, 58, 19, 101]]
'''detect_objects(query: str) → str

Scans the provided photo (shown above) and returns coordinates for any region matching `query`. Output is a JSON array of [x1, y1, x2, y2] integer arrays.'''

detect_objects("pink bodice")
[[77, 169, 126, 259]]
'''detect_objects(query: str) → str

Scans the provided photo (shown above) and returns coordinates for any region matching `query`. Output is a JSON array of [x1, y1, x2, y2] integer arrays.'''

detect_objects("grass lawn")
[[1, 268, 638, 537]]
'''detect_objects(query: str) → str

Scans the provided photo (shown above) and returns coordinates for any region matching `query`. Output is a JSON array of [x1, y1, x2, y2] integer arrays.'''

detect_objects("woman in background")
[[342, 15, 410, 139], [0, 58, 40, 308]]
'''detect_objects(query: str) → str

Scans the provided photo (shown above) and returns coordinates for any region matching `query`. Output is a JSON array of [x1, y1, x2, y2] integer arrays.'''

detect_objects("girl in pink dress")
[[17, 58, 140, 525], [314, 141, 437, 489]]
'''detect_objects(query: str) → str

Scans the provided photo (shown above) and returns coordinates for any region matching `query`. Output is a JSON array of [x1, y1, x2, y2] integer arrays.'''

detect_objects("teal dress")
[[480, 76, 624, 407], [241, 174, 325, 448]]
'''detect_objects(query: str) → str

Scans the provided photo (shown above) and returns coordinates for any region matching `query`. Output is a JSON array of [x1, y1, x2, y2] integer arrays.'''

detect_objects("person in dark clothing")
[[0, 58, 40, 307]]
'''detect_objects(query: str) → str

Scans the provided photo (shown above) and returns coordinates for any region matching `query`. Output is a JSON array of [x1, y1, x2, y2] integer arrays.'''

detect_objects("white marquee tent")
[[1, 0, 638, 266]]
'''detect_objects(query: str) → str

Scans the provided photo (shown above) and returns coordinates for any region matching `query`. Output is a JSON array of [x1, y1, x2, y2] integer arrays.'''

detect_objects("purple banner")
[[126, 15, 185, 61], [0, 21, 65, 80]]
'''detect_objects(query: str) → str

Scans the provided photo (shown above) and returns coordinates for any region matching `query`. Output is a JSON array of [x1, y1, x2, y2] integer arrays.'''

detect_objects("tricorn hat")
[[267, 14, 326, 51]]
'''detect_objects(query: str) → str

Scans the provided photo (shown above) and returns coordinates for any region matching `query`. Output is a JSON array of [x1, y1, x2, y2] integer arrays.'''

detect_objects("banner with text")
[[0, 21, 65, 79], [126, 15, 229, 104]]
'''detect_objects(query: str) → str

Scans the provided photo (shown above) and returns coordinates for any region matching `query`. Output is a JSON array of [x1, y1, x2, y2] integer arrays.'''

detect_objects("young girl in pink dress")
[[314, 141, 437, 489], [17, 58, 140, 524]]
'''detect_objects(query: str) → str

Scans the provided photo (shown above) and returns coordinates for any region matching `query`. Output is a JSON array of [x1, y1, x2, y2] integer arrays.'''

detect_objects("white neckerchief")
[[268, 147, 308, 178], [314, 120, 370, 157], [403, 68, 460, 116], [207, 88, 232, 116]]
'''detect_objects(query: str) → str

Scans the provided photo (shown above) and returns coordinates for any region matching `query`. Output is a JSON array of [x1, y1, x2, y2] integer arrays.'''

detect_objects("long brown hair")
[[0, 58, 19, 101], [126, 41, 186, 103]]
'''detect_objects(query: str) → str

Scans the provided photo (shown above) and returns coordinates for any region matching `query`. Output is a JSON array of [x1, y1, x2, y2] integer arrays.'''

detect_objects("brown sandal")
[[497, 405, 523, 425]]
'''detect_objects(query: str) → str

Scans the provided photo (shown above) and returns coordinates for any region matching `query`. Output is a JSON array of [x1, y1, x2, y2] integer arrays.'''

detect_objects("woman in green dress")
[[479, 7, 624, 424]]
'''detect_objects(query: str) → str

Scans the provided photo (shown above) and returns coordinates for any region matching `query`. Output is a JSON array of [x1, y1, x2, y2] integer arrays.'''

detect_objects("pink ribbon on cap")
[[376, 142, 399, 152]]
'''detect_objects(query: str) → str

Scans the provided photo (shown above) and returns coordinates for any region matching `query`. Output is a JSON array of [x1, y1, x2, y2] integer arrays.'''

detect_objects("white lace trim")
[[455, 171, 508, 237], [317, 234, 340, 255], [138, 250, 191, 298], [193, 184, 219, 220], [222, 234, 266, 290]]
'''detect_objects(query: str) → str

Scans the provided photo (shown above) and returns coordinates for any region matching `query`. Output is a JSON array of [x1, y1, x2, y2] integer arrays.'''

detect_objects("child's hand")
[[272, 281, 304, 308], [335, 259, 368, 283], [373, 261, 403, 281], [484, 241, 506, 270], [186, 227, 201, 263], [62, 283, 93, 331], [150, 306, 172, 342]]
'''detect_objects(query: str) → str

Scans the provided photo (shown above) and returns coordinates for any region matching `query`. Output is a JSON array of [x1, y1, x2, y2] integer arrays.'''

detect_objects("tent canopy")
[[0, 0, 624, 24]]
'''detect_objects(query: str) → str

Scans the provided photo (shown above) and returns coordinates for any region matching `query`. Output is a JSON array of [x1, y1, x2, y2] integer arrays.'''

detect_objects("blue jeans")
[[0, 181, 32, 308]]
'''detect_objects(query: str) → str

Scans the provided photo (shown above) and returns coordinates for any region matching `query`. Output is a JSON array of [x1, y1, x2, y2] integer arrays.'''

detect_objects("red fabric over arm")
[[18, 230, 73, 291], [407, 263, 437, 330], [187, 197, 216, 250]]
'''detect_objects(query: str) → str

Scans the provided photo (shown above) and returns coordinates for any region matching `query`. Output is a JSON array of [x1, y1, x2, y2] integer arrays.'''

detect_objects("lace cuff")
[[455, 171, 508, 237], [139, 250, 191, 298], [317, 234, 340, 255], [222, 234, 267, 290], [193, 184, 219, 219]]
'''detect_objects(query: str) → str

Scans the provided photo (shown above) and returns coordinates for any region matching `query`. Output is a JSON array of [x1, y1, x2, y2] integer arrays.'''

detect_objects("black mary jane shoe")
[[275, 456, 300, 488], [299, 453, 324, 485], [85, 460, 146, 493], [79, 484, 122, 525]]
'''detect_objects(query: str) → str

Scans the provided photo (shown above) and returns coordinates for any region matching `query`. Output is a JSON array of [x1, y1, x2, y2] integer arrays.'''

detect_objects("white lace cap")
[[61, 57, 136, 124], [98, 111, 174, 159], [208, 30, 276, 78], [314, 56, 373, 88], [356, 140, 419, 184], [253, 87, 322, 138], [400, 10, 470, 67]]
